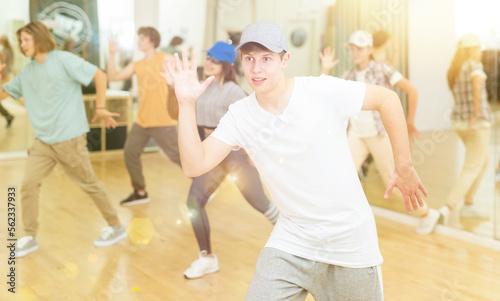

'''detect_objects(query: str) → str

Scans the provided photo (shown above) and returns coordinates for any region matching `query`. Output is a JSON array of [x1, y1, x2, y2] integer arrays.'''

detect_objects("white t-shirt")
[[211, 75, 383, 268], [348, 69, 403, 138]]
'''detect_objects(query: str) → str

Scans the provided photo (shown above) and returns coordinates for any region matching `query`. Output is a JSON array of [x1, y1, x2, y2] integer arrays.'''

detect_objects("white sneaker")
[[184, 251, 219, 279], [416, 209, 440, 235], [94, 225, 127, 247], [15, 236, 39, 258], [439, 206, 451, 226], [460, 206, 489, 219]]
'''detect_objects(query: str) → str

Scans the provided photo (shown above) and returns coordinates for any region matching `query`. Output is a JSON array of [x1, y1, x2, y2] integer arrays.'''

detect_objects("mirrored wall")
[[0, 0, 499, 241]]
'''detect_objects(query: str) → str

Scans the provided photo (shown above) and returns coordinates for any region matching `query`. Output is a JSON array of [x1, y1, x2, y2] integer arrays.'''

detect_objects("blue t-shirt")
[[2, 50, 97, 144]]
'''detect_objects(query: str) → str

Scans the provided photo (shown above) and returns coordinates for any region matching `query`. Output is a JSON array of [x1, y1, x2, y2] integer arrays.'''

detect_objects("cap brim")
[[235, 40, 283, 53], [346, 42, 372, 48]]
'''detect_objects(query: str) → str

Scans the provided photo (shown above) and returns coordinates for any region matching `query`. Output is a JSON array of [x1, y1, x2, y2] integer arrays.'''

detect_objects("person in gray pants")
[[107, 27, 180, 206]]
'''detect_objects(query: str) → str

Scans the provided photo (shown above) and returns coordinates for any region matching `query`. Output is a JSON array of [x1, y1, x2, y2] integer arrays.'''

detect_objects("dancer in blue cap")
[[163, 41, 279, 279]]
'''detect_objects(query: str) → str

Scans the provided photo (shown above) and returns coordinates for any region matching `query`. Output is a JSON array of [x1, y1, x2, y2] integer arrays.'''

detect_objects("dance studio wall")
[[408, 0, 456, 131]]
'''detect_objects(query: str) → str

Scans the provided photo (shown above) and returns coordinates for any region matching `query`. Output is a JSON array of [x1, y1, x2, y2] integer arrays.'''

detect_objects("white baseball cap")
[[348, 30, 373, 48]]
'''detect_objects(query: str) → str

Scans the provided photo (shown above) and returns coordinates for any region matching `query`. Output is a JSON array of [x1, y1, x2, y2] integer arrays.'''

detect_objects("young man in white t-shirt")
[[166, 21, 428, 301]]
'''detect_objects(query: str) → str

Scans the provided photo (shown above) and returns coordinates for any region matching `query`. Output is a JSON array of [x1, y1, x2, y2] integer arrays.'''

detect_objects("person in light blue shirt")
[[4, 49, 96, 144], [0, 21, 127, 258]]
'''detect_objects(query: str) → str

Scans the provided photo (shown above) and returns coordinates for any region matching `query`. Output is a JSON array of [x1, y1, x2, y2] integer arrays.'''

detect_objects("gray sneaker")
[[94, 225, 127, 247], [15, 236, 39, 258]]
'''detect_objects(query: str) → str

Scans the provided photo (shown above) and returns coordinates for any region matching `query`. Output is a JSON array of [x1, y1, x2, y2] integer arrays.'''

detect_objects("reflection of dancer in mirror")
[[0, 21, 127, 258], [167, 21, 428, 300], [438, 34, 491, 226], [0, 35, 15, 127], [107, 27, 181, 206], [320, 31, 438, 235], [359, 30, 399, 178], [162, 41, 279, 279]]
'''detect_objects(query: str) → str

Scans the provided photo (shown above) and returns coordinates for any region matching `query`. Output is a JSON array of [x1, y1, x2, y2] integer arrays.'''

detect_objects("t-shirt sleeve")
[[2, 73, 23, 100], [469, 61, 487, 80], [210, 107, 241, 148], [389, 71, 403, 86], [380, 62, 403, 86], [311, 75, 366, 118], [60, 51, 98, 86]]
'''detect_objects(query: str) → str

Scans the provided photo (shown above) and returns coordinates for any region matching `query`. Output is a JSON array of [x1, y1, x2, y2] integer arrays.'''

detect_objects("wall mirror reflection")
[[331, 0, 500, 241]]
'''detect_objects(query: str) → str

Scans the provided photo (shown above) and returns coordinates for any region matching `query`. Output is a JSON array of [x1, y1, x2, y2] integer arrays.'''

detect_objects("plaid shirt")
[[451, 59, 492, 122], [342, 61, 399, 136]]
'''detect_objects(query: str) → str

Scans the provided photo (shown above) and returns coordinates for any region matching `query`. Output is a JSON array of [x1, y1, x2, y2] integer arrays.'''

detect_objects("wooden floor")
[[0, 150, 499, 300]]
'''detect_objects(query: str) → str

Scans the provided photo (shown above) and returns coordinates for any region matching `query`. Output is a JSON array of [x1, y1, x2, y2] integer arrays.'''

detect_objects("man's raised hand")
[[164, 49, 214, 105]]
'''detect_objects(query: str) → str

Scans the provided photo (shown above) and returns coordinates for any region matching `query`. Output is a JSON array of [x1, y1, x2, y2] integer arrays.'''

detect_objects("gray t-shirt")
[[196, 81, 247, 128]]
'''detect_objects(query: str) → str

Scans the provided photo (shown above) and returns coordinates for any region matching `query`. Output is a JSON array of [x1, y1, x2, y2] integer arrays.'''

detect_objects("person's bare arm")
[[362, 83, 429, 213], [468, 74, 483, 132], [394, 77, 420, 141], [319, 46, 339, 75], [0, 85, 9, 101], [91, 68, 120, 129], [107, 41, 134, 82], [164, 50, 232, 177]]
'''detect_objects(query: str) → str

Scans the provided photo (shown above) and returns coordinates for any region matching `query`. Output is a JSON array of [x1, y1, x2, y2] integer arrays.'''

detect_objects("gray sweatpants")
[[124, 123, 181, 191], [246, 247, 383, 301]]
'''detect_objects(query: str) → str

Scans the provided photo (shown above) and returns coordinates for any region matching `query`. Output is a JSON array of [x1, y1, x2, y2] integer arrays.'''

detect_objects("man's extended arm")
[[362, 83, 429, 213]]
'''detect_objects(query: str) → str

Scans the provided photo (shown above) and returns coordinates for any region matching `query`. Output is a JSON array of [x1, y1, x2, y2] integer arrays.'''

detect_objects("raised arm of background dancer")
[[107, 40, 134, 81], [162, 54, 175, 88], [164, 50, 233, 177], [394, 77, 420, 141], [319, 46, 339, 75], [361, 83, 429, 214], [0, 85, 9, 101], [0, 64, 10, 101], [469, 74, 483, 133], [91, 68, 120, 129]]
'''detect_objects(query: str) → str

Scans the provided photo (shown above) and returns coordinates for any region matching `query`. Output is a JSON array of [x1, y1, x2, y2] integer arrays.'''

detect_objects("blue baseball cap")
[[205, 41, 236, 64]]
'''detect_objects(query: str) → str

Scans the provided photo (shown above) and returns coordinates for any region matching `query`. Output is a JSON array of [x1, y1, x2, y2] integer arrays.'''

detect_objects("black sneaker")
[[6, 115, 14, 128], [120, 191, 150, 206]]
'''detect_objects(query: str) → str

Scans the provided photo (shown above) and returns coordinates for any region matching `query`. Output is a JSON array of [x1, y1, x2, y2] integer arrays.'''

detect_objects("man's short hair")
[[239, 42, 286, 60], [137, 27, 161, 48], [16, 21, 56, 55]]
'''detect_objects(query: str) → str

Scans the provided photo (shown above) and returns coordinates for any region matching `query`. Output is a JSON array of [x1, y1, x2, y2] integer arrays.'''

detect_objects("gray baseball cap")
[[235, 21, 288, 53]]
